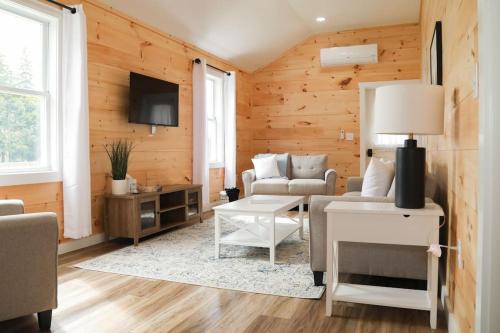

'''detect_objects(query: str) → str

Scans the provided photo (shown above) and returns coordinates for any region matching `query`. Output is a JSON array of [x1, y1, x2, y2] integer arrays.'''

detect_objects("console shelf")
[[105, 184, 202, 245]]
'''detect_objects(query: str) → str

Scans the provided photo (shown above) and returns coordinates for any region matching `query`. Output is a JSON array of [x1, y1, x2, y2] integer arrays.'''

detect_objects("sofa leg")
[[313, 271, 324, 286], [37, 310, 52, 331]]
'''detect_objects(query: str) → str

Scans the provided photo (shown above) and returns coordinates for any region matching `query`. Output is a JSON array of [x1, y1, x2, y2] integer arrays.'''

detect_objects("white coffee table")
[[213, 195, 305, 265]]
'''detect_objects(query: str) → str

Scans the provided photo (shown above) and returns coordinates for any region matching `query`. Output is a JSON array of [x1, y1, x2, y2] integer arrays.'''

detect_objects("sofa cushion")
[[289, 179, 326, 195], [291, 155, 327, 179], [251, 178, 289, 195], [254, 153, 290, 178]]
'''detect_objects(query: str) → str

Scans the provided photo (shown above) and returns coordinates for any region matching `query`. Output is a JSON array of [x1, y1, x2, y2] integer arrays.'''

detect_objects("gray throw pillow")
[[254, 153, 290, 179]]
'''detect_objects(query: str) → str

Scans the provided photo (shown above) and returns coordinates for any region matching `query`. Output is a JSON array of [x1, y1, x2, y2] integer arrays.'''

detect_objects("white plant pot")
[[112, 179, 128, 195]]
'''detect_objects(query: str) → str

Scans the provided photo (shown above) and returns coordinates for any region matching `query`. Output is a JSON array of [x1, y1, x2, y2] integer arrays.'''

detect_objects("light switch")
[[346, 132, 354, 141]]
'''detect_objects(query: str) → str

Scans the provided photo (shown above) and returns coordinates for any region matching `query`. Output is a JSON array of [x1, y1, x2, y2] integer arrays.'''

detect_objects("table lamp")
[[373, 84, 444, 208]]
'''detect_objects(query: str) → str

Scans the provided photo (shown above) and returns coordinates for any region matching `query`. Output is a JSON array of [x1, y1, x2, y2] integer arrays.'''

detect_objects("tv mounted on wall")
[[129, 72, 179, 127]]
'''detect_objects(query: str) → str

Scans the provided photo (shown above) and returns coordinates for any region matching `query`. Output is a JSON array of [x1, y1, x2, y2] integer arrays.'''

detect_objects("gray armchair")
[[308, 176, 437, 286], [0, 200, 58, 330]]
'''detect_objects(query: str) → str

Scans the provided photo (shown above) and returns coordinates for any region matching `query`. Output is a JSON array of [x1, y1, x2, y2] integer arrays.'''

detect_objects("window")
[[374, 134, 408, 147], [206, 70, 225, 168], [0, 1, 61, 185]]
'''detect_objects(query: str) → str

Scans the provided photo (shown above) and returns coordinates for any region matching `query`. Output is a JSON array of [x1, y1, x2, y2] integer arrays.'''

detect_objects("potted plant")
[[105, 139, 134, 195]]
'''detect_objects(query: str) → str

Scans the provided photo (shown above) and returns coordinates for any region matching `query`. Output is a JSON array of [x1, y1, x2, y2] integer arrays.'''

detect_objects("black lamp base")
[[395, 139, 426, 209]]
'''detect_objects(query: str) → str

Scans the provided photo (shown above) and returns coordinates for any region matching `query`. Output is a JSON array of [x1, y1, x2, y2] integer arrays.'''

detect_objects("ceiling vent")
[[320, 44, 378, 67]]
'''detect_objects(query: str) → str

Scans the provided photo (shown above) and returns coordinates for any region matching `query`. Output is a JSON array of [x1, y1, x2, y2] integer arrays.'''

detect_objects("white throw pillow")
[[361, 158, 395, 197], [252, 155, 281, 180], [387, 177, 396, 198]]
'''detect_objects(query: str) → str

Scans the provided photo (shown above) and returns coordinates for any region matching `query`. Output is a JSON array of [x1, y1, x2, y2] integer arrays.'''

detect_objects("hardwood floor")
[[0, 239, 448, 333]]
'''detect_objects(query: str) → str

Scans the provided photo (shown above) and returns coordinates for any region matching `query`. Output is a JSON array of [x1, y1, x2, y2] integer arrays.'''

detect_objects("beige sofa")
[[0, 200, 58, 330], [242, 154, 337, 201], [308, 176, 437, 286]]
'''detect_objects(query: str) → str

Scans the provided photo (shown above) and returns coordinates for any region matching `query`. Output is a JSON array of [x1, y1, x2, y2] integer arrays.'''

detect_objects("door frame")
[[476, 0, 500, 331], [358, 79, 419, 175]]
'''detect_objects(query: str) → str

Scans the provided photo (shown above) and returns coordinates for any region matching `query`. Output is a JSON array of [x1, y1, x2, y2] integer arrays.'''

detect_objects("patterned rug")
[[75, 215, 324, 299]]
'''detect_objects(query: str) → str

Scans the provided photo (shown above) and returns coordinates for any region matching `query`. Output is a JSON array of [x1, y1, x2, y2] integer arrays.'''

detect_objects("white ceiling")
[[100, 0, 420, 72]]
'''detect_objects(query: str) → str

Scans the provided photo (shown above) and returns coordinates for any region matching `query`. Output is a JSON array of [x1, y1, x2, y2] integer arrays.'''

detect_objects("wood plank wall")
[[250, 24, 421, 193], [209, 167, 225, 202], [0, 0, 252, 242], [420, 1, 478, 332]]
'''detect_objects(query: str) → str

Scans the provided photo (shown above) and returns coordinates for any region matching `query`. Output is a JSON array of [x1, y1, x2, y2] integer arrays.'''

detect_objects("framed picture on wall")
[[430, 21, 443, 85]]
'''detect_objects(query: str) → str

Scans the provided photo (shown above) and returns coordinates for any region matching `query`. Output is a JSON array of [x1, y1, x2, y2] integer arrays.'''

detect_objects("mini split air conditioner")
[[320, 44, 378, 67]]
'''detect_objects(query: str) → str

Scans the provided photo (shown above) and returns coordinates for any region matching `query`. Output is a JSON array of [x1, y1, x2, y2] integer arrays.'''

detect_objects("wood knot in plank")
[[339, 78, 352, 88]]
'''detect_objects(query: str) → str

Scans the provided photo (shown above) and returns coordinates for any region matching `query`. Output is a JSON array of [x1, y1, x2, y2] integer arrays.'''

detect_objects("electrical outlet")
[[340, 129, 345, 140], [457, 240, 464, 269]]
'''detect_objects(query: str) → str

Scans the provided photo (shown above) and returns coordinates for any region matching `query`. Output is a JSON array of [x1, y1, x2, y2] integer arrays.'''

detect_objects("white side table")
[[324, 201, 444, 329]]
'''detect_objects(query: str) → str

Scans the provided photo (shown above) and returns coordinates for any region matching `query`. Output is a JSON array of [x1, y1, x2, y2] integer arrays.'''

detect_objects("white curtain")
[[62, 5, 92, 239], [192, 59, 210, 211], [223, 72, 236, 188]]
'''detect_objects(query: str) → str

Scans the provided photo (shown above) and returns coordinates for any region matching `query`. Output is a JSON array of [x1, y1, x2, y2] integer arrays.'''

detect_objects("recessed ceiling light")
[[316, 17, 326, 22]]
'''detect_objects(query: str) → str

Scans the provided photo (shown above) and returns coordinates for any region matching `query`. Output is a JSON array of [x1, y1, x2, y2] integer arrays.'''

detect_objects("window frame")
[[0, 0, 62, 186], [372, 134, 408, 149], [206, 69, 225, 169]]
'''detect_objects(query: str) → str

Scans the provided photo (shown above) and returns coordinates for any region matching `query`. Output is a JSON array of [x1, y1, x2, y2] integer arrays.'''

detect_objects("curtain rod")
[[45, 0, 76, 14], [193, 58, 231, 76]]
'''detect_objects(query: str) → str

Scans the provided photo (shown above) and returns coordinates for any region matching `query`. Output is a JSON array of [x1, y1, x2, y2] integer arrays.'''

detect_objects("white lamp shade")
[[373, 84, 444, 135]]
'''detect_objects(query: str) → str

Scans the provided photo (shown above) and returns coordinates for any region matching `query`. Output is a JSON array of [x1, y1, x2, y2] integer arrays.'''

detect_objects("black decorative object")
[[395, 138, 426, 209], [430, 21, 443, 85], [225, 188, 240, 202]]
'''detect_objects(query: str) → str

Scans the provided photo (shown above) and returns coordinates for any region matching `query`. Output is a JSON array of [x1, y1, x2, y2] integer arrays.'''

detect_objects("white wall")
[[476, 0, 500, 331]]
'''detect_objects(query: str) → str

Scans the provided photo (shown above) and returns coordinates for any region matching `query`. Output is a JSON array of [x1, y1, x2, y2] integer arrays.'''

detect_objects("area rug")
[[75, 216, 324, 299]]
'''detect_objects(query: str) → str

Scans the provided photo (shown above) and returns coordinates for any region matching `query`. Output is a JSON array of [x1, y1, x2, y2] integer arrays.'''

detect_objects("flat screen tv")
[[129, 72, 179, 126]]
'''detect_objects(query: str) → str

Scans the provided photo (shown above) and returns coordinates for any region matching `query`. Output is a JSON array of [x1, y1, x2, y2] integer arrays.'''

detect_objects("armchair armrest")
[[0, 212, 58, 321], [324, 169, 337, 195], [242, 169, 256, 197], [347, 177, 364, 192], [0, 200, 24, 216], [309, 195, 394, 272]]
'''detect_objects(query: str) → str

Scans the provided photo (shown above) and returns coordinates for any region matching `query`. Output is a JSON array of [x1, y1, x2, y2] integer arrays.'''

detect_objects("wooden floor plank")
[[0, 235, 448, 333]]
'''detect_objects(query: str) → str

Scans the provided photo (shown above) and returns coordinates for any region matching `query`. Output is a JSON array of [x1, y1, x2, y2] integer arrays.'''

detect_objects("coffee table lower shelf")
[[220, 222, 300, 248]]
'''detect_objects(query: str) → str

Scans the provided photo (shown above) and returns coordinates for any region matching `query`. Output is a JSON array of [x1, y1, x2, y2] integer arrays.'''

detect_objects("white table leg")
[[326, 215, 333, 316], [430, 253, 438, 329], [427, 252, 432, 291], [333, 241, 338, 286], [270, 215, 275, 265], [215, 212, 220, 258], [299, 201, 304, 240]]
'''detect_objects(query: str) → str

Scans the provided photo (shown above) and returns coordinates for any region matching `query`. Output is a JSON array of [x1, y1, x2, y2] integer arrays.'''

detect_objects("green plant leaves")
[[104, 139, 134, 180]]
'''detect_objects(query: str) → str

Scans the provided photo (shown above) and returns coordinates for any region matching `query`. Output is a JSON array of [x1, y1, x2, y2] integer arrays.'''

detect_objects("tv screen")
[[129, 72, 179, 126]]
